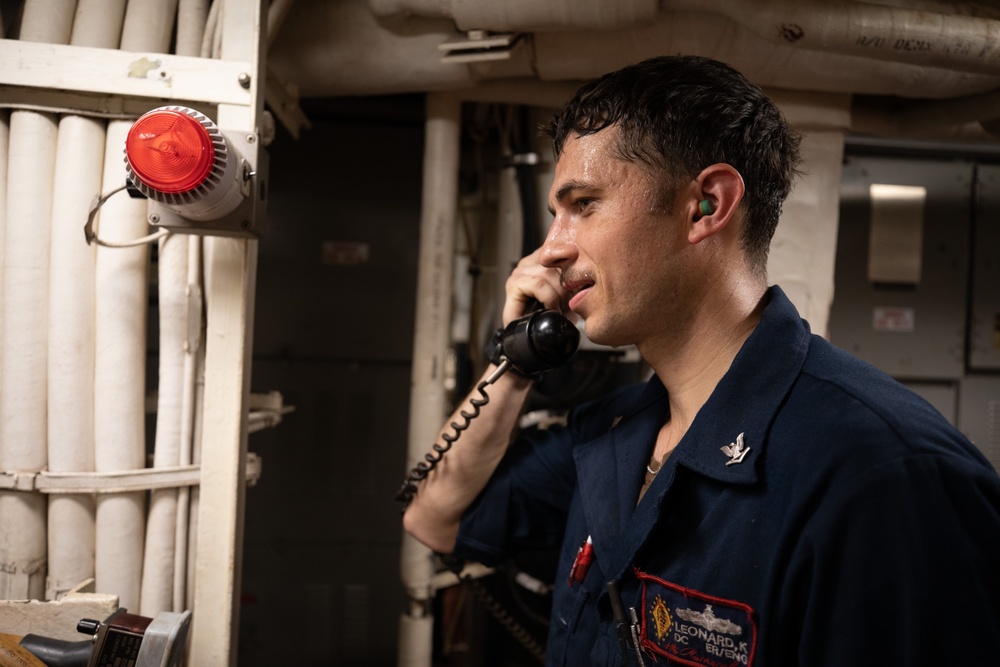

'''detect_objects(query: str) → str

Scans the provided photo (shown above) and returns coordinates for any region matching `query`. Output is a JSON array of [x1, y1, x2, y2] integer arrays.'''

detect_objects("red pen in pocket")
[[568, 535, 594, 586]]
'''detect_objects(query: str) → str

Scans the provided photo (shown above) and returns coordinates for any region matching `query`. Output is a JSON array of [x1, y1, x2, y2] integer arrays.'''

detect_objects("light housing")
[[124, 106, 266, 236]]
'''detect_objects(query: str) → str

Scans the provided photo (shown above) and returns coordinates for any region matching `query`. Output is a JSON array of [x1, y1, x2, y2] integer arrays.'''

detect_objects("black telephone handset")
[[397, 309, 580, 507], [494, 309, 580, 378]]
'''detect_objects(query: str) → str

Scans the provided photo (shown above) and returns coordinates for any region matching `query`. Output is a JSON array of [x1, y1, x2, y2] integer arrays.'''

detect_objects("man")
[[403, 55, 1000, 666]]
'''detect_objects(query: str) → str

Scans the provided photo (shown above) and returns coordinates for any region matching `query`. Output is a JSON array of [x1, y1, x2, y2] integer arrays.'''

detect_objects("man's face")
[[542, 127, 692, 348]]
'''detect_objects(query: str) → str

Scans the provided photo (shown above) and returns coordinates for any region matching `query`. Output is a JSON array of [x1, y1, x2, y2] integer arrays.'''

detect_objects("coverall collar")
[[573, 286, 811, 580]]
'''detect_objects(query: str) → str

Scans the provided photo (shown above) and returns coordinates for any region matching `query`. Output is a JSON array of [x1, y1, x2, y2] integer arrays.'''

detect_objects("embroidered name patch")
[[635, 571, 757, 667]]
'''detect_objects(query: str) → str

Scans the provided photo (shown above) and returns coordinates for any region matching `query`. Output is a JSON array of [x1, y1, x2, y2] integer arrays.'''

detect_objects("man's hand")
[[502, 248, 569, 326]]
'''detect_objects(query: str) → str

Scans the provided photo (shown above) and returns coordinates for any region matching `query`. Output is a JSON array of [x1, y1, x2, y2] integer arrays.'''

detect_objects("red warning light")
[[123, 106, 254, 229], [125, 108, 215, 194]]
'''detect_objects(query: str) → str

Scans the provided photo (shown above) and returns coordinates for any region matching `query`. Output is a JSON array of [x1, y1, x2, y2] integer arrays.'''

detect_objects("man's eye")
[[576, 198, 595, 211]]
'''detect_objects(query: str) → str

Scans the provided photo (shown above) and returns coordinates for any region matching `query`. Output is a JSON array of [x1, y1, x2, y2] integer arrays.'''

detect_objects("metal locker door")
[[829, 155, 972, 380]]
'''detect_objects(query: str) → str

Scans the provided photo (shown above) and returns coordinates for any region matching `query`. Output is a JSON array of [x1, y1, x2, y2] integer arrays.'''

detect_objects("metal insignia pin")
[[721, 432, 750, 466]]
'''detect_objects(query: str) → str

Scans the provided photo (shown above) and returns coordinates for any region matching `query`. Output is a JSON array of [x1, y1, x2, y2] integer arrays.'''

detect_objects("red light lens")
[[126, 109, 215, 194]]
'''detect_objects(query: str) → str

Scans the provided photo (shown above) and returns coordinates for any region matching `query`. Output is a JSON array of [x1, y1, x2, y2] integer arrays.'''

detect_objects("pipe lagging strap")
[[0, 454, 263, 494]]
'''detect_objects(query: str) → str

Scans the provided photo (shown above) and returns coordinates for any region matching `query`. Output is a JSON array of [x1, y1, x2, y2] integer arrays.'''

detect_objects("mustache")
[[560, 268, 595, 289]]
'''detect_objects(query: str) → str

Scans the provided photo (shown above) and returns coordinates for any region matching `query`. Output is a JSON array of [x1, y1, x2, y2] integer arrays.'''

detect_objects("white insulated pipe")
[[767, 129, 847, 339], [0, 110, 58, 602], [0, 110, 6, 391], [166, 0, 209, 616], [184, 338, 206, 613], [121, 0, 178, 55], [495, 159, 524, 326], [140, 0, 201, 617], [173, 236, 202, 613], [398, 612, 434, 667], [46, 115, 105, 600], [93, 118, 149, 612], [70, 0, 126, 48], [140, 233, 187, 615], [92, 0, 178, 614], [45, 0, 127, 603], [177, 0, 209, 57], [399, 93, 461, 667], [18, 0, 75, 44], [0, 0, 75, 603], [0, 111, 12, 597]]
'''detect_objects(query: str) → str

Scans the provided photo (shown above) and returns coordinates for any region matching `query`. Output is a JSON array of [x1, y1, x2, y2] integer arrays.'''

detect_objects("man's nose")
[[539, 215, 576, 268]]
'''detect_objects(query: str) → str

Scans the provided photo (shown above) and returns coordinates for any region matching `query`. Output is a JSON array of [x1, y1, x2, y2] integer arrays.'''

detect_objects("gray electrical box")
[[971, 166, 1000, 371], [829, 156, 972, 380], [958, 375, 1000, 471]]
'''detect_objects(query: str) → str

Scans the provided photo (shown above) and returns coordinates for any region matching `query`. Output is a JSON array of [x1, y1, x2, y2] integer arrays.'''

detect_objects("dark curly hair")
[[546, 55, 801, 276]]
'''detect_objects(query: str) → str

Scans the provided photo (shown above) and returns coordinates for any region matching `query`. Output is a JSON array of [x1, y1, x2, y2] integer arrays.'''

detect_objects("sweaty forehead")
[[548, 131, 649, 205]]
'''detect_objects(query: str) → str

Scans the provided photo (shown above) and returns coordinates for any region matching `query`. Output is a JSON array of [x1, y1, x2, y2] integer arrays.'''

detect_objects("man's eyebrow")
[[548, 180, 594, 215]]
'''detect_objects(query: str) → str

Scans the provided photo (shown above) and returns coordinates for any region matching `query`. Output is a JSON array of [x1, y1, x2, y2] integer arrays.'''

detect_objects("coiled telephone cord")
[[395, 357, 547, 664], [395, 360, 511, 509]]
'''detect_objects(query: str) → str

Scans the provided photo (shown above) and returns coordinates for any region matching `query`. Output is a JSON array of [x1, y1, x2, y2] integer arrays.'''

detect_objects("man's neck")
[[641, 282, 767, 434]]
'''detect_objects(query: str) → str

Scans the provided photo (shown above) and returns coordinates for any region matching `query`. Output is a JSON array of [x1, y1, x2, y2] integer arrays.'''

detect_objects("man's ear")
[[687, 163, 745, 245]]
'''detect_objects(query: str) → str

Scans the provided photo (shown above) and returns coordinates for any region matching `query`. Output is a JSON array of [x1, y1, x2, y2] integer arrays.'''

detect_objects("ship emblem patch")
[[634, 570, 757, 667]]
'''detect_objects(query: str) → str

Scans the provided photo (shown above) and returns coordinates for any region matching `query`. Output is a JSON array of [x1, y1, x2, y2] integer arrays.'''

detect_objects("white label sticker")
[[873, 306, 915, 332]]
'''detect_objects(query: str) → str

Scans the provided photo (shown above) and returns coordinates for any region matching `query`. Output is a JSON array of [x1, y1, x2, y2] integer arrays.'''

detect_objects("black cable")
[[441, 556, 547, 665], [505, 565, 553, 628]]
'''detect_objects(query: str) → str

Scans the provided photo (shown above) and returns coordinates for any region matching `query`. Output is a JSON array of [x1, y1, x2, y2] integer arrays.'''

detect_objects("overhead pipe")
[[268, 0, 481, 97], [851, 87, 1000, 140], [530, 9, 1000, 99], [399, 92, 462, 667], [46, 0, 127, 603], [368, 0, 658, 31], [271, 0, 1000, 103], [664, 0, 1000, 77], [0, 0, 74, 603]]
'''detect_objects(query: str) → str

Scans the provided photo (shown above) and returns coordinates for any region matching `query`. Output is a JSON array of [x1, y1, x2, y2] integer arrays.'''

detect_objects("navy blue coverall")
[[454, 287, 1000, 666]]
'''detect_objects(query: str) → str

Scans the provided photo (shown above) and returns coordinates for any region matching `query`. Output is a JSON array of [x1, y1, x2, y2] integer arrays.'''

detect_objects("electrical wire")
[[84, 183, 172, 248]]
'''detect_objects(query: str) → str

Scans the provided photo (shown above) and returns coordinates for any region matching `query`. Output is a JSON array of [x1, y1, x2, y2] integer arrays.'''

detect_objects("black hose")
[[19, 635, 93, 667]]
